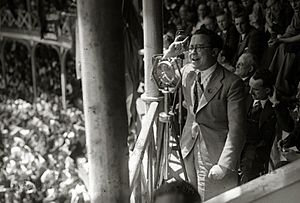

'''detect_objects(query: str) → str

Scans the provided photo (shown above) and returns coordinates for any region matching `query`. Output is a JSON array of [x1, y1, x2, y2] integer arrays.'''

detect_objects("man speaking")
[[164, 26, 246, 200]]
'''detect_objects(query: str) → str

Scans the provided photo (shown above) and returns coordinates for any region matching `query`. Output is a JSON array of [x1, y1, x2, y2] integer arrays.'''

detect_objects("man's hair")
[[153, 181, 201, 203], [252, 69, 275, 89], [193, 25, 223, 49], [234, 12, 249, 22], [238, 53, 258, 73], [215, 10, 230, 19]]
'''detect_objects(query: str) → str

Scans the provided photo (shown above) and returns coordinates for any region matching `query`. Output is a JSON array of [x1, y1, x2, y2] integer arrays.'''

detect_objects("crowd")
[[0, 41, 86, 202], [0, 95, 88, 202], [160, 0, 300, 201]]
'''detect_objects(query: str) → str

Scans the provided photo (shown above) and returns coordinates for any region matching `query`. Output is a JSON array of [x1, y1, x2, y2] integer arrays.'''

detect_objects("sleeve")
[[218, 77, 247, 171]]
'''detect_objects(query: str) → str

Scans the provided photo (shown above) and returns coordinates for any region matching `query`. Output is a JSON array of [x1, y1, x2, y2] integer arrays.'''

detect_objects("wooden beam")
[[129, 101, 159, 189], [206, 159, 300, 203]]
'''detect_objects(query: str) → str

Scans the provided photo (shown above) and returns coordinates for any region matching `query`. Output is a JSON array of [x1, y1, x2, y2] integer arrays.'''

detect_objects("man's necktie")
[[251, 100, 262, 115], [193, 72, 203, 114]]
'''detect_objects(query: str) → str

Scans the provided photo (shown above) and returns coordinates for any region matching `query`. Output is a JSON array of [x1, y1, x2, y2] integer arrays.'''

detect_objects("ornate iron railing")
[[0, 7, 73, 49]]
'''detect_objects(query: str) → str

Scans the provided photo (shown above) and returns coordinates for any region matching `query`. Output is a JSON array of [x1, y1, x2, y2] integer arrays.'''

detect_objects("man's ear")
[[249, 65, 254, 73], [265, 87, 272, 96]]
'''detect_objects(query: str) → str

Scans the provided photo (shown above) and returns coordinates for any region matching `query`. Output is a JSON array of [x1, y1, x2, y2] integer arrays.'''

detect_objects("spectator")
[[240, 69, 294, 184], [207, 0, 219, 16], [192, 3, 210, 34], [235, 53, 257, 82], [173, 5, 194, 35], [216, 11, 240, 65], [217, 0, 229, 14], [203, 16, 218, 32], [267, 0, 300, 97], [249, 0, 265, 31], [153, 181, 201, 203], [279, 81, 300, 151], [265, 0, 293, 39], [241, 0, 255, 15], [228, 0, 242, 20], [233, 13, 267, 66]]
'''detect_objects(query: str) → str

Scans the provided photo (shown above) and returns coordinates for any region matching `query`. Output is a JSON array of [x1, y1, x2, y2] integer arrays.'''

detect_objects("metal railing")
[[0, 8, 73, 49]]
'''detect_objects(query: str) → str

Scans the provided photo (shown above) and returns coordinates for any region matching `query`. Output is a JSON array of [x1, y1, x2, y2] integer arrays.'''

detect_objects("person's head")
[[249, 69, 275, 100], [216, 12, 231, 31], [153, 181, 201, 203], [289, 0, 300, 13], [228, 0, 240, 16], [235, 53, 257, 78], [241, 0, 254, 9], [234, 13, 250, 34], [197, 4, 208, 18], [266, 0, 282, 16], [204, 16, 217, 31], [218, 0, 228, 9], [179, 5, 188, 20], [189, 26, 223, 71]]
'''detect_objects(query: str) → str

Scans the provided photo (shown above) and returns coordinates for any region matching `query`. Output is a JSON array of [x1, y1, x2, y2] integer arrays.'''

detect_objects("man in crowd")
[[240, 69, 294, 183], [164, 26, 246, 200], [216, 11, 240, 65], [233, 13, 267, 66]]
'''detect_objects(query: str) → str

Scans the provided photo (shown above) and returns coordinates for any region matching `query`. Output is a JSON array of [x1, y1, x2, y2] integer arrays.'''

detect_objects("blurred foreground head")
[[153, 180, 201, 203]]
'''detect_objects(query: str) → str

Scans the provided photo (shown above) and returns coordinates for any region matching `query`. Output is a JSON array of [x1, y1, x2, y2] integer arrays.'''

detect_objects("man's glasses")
[[189, 45, 211, 52]]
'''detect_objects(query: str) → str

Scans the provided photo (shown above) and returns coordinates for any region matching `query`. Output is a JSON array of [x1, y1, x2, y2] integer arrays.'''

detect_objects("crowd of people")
[[0, 95, 88, 202], [0, 42, 86, 202], [160, 0, 300, 201]]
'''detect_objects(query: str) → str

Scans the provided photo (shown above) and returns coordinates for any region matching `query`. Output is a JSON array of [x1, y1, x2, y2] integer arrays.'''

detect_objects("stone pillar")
[[77, 0, 129, 202]]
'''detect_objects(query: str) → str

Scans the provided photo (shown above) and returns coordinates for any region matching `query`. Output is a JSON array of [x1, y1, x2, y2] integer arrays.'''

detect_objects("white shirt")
[[253, 99, 268, 109], [192, 63, 217, 110], [194, 63, 217, 90]]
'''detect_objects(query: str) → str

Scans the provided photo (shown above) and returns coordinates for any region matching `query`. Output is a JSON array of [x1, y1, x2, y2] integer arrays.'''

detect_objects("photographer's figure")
[[165, 26, 247, 201]]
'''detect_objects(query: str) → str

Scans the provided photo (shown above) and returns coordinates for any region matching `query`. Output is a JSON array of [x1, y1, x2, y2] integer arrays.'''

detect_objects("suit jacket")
[[220, 24, 240, 65], [244, 98, 294, 164], [181, 63, 246, 171], [233, 27, 267, 65]]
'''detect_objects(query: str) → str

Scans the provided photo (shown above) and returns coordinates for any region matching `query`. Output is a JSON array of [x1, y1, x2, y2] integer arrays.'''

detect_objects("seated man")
[[235, 53, 257, 86], [233, 13, 267, 66], [153, 181, 201, 203], [216, 11, 239, 65], [240, 69, 294, 184]]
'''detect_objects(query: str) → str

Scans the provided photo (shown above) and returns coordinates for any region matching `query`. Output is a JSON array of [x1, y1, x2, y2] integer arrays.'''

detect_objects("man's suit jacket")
[[233, 27, 267, 65], [244, 97, 294, 165], [180, 63, 246, 171], [220, 24, 240, 64]]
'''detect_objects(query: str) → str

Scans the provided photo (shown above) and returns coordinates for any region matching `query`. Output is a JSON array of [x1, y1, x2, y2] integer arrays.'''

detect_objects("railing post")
[[141, 0, 163, 103], [0, 40, 6, 89], [30, 41, 37, 105], [60, 47, 67, 109]]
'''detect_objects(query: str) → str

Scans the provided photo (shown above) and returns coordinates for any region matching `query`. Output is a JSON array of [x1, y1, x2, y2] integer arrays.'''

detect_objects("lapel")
[[259, 101, 274, 129], [237, 32, 250, 56], [196, 65, 224, 113]]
